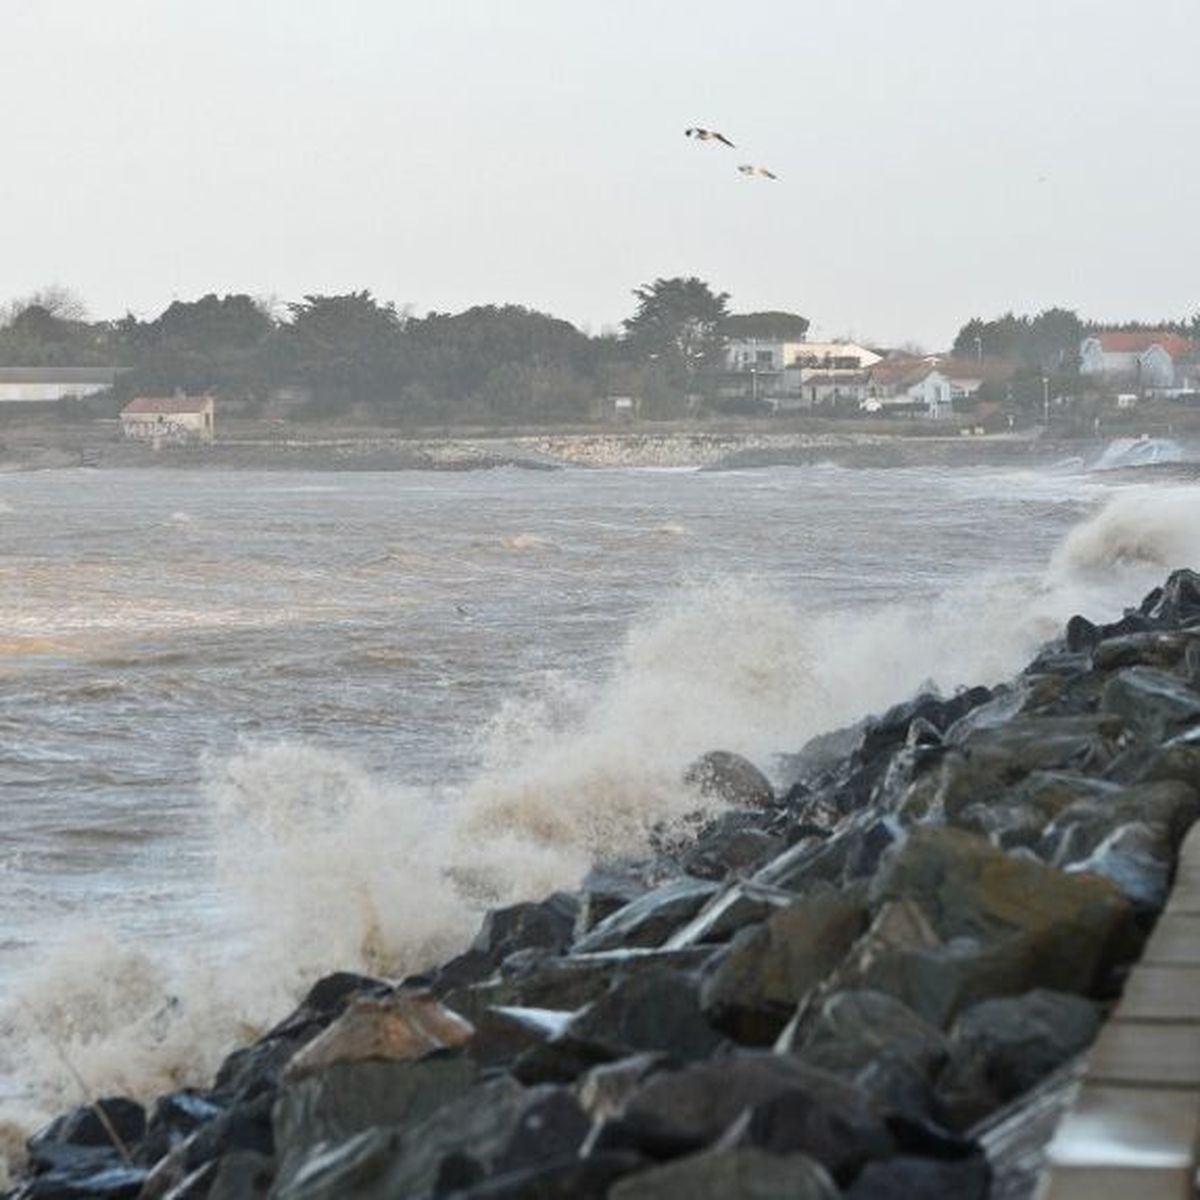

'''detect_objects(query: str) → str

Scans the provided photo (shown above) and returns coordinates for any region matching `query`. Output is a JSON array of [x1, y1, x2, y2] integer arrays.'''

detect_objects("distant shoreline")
[[0, 423, 1143, 474]]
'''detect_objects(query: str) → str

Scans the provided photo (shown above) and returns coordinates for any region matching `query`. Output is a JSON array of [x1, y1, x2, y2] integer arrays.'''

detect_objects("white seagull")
[[738, 164, 778, 180], [685, 127, 735, 148]]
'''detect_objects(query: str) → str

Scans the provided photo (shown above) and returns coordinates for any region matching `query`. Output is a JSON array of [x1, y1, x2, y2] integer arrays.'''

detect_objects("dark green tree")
[[622, 277, 730, 389], [721, 311, 810, 340], [117, 293, 276, 398], [0, 288, 111, 367], [404, 305, 597, 423], [278, 291, 408, 416], [953, 308, 1082, 372]]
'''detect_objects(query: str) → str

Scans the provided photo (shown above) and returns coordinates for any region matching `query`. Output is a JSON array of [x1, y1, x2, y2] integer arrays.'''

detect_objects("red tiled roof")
[[121, 395, 212, 415], [932, 356, 1019, 382], [1095, 332, 1194, 358], [868, 357, 931, 387]]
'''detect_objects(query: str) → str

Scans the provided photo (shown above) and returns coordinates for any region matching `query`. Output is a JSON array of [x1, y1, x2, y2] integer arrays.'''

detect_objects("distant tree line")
[[0, 279, 812, 425], [951, 305, 1200, 410], [953, 307, 1200, 371]]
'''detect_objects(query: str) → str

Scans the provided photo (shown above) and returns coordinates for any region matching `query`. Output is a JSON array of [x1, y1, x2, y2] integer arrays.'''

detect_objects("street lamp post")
[[1042, 376, 1050, 427]]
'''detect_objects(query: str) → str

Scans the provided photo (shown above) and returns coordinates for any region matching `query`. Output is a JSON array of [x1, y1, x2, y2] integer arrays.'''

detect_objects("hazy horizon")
[[6, 0, 1198, 349]]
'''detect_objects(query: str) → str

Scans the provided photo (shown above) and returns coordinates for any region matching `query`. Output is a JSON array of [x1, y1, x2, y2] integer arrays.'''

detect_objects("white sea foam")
[[1, 484, 1198, 1173], [1090, 437, 1186, 471], [502, 533, 553, 551], [1050, 486, 1200, 575]]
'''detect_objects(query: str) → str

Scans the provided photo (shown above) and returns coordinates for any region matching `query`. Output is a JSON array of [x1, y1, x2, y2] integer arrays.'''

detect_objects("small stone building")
[[120, 395, 215, 443]]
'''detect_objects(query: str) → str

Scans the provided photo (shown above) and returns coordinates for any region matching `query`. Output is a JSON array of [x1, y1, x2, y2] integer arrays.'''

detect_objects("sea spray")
[[1050, 486, 1200, 575]]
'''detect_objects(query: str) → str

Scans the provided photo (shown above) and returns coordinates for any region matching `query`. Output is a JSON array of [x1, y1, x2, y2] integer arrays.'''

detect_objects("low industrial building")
[[119, 395, 215, 443], [0, 366, 119, 404]]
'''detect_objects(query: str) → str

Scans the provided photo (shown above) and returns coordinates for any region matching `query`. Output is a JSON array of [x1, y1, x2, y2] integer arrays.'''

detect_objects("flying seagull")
[[685, 127, 735, 148], [738, 164, 778, 180]]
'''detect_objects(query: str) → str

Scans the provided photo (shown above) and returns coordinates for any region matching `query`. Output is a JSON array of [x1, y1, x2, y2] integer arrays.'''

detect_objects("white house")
[[722, 339, 882, 407], [866, 358, 956, 419], [1080, 332, 1195, 390], [791, 372, 871, 409], [0, 366, 119, 403], [120, 395, 215, 442]]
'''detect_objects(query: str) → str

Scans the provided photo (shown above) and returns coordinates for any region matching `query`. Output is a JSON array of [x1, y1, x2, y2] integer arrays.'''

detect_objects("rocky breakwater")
[[8, 570, 1200, 1200]]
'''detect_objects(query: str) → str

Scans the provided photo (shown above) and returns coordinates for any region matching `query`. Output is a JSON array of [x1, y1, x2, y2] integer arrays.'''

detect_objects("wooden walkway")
[[1038, 822, 1200, 1198]]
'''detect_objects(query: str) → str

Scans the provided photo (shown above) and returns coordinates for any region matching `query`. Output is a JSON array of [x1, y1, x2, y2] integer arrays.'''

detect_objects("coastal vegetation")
[[1, 283, 1197, 428]]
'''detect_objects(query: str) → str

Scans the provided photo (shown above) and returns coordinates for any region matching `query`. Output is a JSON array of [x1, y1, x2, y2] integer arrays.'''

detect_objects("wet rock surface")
[[7, 569, 1200, 1199]]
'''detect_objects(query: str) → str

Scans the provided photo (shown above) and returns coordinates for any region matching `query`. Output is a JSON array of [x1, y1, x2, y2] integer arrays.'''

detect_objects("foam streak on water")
[[0, 462, 1197, 1178]]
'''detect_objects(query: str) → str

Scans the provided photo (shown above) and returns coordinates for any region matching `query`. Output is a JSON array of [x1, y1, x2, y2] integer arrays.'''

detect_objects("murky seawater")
[[0, 460, 1197, 1155]]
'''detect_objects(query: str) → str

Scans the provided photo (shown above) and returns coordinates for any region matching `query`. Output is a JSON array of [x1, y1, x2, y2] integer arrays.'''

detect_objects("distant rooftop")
[[0, 366, 119, 383], [1093, 331, 1194, 357], [121, 395, 213, 415]]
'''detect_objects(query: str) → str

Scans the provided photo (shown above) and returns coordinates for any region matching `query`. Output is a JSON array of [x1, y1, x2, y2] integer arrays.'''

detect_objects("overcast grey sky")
[[4, 0, 1198, 347]]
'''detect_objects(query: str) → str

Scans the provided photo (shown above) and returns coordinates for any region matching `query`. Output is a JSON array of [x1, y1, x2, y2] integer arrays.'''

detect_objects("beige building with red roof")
[[119, 394, 215, 442]]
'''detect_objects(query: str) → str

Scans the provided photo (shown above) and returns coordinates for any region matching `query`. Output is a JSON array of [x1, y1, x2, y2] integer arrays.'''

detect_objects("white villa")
[[722, 339, 882, 408]]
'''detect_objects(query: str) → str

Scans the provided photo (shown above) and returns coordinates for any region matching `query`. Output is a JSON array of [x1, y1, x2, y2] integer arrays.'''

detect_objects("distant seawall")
[[8, 429, 1110, 473]]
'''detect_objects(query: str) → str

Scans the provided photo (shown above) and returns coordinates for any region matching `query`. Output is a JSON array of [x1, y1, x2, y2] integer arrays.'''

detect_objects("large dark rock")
[[776, 719, 867, 793], [1040, 779, 1199, 873], [272, 1077, 588, 1200], [577, 1053, 673, 1122], [573, 869, 649, 938], [443, 946, 717, 1023], [948, 713, 1124, 787], [563, 967, 723, 1061], [27, 1098, 146, 1171], [136, 1090, 226, 1166], [1133, 727, 1200, 791], [829, 903, 1058, 1030], [272, 1054, 476, 1169], [951, 800, 1046, 852], [752, 812, 892, 893], [1065, 614, 1100, 652], [683, 751, 775, 809], [843, 1154, 990, 1199], [1140, 567, 1200, 625], [466, 1005, 571, 1070], [206, 1149, 275, 1199], [700, 894, 867, 1044], [794, 990, 949, 1115], [267, 972, 393, 1039], [869, 827, 1136, 1000], [181, 1091, 275, 1174], [681, 813, 783, 881], [443, 1151, 645, 1199], [9, 1162, 148, 1200], [572, 878, 721, 953], [472, 894, 579, 961], [1092, 631, 1194, 671], [855, 689, 993, 773], [718, 1086, 894, 1184], [618, 1052, 873, 1149], [936, 989, 1101, 1130], [662, 879, 804, 950], [431, 897, 578, 996], [1066, 822, 1174, 913], [608, 1147, 838, 1199], [1101, 666, 1200, 743]]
